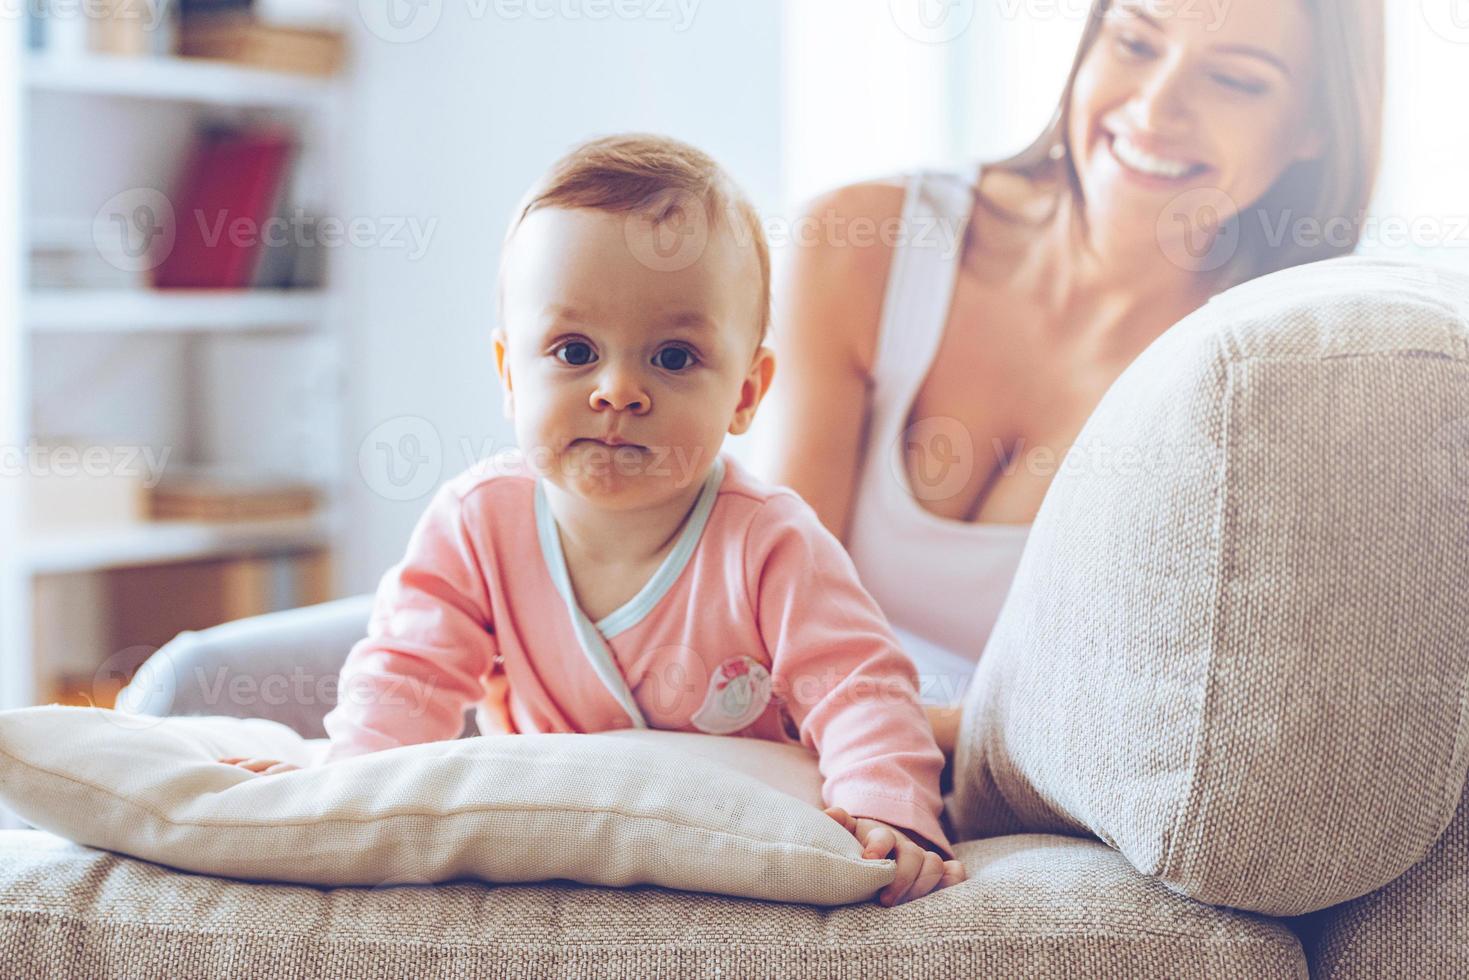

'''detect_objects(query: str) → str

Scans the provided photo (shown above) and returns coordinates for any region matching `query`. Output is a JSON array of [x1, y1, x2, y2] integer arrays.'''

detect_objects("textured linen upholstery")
[[951, 258, 1469, 916], [1295, 781, 1469, 978], [0, 829, 1306, 979]]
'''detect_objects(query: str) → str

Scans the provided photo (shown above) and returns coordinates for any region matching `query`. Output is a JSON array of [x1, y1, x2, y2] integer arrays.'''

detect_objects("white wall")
[[780, 0, 1084, 208], [338, 0, 784, 594]]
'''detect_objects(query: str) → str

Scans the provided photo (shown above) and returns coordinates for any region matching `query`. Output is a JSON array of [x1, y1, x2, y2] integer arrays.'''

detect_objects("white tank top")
[[844, 166, 1032, 707]]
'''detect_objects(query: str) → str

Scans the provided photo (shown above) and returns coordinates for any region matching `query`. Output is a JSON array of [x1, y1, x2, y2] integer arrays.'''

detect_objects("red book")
[[152, 126, 296, 289]]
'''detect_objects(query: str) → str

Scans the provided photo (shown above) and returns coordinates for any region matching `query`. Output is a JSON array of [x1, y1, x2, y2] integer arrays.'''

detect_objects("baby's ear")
[[492, 328, 515, 417], [728, 345, 776, 436]]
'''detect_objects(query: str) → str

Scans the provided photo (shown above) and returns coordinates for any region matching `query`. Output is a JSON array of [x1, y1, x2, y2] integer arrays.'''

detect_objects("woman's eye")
[[554, 341, 596, 366], [1213, 73, 1268, 96], [653, 347, 697, 372], [1113, 33, 1155, 61]]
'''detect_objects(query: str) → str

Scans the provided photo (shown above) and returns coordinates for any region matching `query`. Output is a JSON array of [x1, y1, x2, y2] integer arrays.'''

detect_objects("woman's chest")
[[898, 288, 1129, 525]]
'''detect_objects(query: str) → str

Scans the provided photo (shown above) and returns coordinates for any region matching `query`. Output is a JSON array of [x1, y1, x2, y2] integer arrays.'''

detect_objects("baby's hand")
[[217, 756, 301, 775], [823, 805, 966, 907]]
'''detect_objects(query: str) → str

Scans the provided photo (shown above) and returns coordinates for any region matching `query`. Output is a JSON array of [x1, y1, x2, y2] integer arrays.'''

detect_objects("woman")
[[760, 0, 1384, 762]]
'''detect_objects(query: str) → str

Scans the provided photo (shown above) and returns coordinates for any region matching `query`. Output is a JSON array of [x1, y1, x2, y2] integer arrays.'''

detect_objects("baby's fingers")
[[939, 859, 967, 889], [860, 824, 896, 860], [823, 806, 858, 835], [218, 757, 298, 775], [894, 851, 948, 905]]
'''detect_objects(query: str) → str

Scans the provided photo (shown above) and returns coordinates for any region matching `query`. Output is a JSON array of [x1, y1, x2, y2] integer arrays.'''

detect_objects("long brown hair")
[[976, 0, 1385, 290]]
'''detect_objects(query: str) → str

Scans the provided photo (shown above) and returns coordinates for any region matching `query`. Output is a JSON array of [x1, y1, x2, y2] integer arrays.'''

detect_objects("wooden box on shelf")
[[147, 466, 321, 522], [35, 549, 334, 710], [179, 13, 346, 77]]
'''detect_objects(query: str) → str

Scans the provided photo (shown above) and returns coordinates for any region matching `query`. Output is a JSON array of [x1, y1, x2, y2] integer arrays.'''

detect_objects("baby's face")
[[494, 205, 771, 510]]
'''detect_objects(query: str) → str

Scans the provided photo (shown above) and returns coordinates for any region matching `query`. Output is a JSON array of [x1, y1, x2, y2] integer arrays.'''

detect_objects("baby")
[[219, 133, 966, 907]]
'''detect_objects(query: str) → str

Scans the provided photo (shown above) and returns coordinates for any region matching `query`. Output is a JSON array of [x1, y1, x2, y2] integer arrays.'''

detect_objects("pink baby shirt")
[[320, 449, 955, 859]]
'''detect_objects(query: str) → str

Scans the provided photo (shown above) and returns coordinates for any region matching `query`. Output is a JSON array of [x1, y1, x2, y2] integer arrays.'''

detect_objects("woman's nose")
[[1129, 59, 1193, 133], [589, 365, 650, 414]]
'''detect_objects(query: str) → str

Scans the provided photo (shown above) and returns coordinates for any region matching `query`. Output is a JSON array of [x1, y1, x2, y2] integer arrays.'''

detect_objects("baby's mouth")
[[575, 438, 646, 451]]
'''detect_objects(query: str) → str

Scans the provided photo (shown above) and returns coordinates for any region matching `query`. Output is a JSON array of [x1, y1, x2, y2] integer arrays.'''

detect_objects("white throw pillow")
[[0, 705, 894, 905]]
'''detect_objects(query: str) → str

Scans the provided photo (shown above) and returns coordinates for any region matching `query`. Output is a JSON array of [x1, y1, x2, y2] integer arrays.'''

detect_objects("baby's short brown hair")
[[499, 133, 771, 349]]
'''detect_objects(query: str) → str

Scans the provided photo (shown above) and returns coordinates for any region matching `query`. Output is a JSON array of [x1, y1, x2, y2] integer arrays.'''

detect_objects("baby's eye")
[[554, 341, 596, 366], [653, 346, 698, 372]]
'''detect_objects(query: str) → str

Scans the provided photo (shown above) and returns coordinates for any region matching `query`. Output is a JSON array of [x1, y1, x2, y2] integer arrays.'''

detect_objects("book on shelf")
[[90, 0, 179, 57], [178, 10, 347, 77], [146, 466, 321, 522], [151, 125, 297, 289], [26, 0, 178, 57]]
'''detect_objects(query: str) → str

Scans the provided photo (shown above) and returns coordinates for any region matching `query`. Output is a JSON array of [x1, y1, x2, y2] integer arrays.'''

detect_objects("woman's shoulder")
[[791, 166, 1050, 275], [776, 166, 1054, 369], [793, 168, 975, 367], [781, 174, 923, 373], [793, 174, 910, 266]]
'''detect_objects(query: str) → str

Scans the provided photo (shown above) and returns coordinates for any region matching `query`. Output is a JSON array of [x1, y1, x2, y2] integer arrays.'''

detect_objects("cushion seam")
[[1160, 343, 1235, 882]]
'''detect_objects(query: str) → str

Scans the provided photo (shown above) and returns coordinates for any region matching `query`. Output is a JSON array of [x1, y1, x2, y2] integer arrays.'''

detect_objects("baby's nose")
[[588, 371, 649, 413]]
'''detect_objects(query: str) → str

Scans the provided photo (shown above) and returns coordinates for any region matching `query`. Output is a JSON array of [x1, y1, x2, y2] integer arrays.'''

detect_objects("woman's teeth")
[[1110, 133, 1200, 180]]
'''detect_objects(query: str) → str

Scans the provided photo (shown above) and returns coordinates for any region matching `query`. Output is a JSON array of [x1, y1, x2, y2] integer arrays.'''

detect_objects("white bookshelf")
[[25, 51, 335, 110], [1, 17, 351, 826], [2, 27, 26, 730], [22, 515, 334, 576], [26, 287, 330, 333]]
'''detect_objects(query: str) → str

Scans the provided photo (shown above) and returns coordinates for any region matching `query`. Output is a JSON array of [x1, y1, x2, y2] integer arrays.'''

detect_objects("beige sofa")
[[2, 257, 1466, 978]]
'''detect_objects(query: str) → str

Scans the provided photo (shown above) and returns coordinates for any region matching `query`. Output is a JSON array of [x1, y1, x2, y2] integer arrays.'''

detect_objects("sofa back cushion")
[[951, 258, 1469, 916]]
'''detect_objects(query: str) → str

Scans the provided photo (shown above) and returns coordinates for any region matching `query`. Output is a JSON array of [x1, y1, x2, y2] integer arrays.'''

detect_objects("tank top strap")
[[870, 167, 979, 395]]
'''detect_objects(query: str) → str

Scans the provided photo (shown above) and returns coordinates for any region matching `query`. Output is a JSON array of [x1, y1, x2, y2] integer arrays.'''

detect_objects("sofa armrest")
[[119, 594, 374, 739], [951, 257, 1469, 916]]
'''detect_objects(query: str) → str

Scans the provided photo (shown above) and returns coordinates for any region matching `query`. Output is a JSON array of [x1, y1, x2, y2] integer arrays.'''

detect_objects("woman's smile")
[[1104, 130, 1211, 186]]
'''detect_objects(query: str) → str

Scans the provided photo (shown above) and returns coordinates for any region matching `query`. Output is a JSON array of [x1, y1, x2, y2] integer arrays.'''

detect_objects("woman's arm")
[[756, 180, 907, 545], [924, 704, 961, 795], [923, 704, 961, 755]]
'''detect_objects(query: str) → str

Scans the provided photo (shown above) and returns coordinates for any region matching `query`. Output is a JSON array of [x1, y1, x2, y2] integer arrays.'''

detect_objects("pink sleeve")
[[743, 493, 955, 861], [320, 480, 510, 765]]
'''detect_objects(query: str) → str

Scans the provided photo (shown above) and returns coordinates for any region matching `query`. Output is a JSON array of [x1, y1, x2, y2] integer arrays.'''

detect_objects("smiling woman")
[[762, 0, 1386, 724], [1004, 0, 1384, 287]]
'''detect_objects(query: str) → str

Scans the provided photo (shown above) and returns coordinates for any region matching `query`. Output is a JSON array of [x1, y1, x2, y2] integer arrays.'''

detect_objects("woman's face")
[[1066, 0, 1323, 264]]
